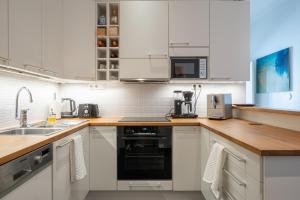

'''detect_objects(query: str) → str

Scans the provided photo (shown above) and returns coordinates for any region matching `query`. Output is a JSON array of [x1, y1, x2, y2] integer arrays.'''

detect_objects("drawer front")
[[209, 132, 262, 182], [117, 181, 173, 191], [223, 169, 247, 200], [173, 126, 199, 132]]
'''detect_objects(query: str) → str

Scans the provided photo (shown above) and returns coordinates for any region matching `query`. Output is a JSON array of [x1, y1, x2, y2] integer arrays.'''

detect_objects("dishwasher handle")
[[13, 168, 32, 181]]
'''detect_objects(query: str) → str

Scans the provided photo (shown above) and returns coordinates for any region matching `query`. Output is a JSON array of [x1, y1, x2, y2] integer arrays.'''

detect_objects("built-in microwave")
[[171, 57, 207, 79]]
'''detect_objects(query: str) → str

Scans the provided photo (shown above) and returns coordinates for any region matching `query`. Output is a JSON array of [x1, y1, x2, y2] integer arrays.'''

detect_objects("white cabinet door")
[[120, 1, 168, 59], [90, 126, 117, 191], [173, 126, 201, 191], [1, 166, 52, 200], [200, 127, 213, 199], [120, 59, 169, 80], [53, 128, 90, 200], [210, 0, 250, 81], [63, 0, 96, 81], [53, 136, 73, 200], [169, 0, 209, 48], [42, 0, 63, 77], [71, 128, 90, 200], [9, 0, 43, 71], [0, 0, 9, 65]]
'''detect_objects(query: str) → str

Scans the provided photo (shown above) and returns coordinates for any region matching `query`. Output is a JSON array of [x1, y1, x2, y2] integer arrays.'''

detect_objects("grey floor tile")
[[85, 191, 206, 200]]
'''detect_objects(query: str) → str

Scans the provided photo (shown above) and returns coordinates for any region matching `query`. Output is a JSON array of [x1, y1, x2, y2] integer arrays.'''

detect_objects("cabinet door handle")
[[43, 68, 58, 76], [223, 169, 247, 187], [0, 57, 10, 62], [56, 140, 72, 149], [223, 189, 237, 200], [147, 54, 168, 58], [24, 64, 44, 72], [169, 42, 190, 47]]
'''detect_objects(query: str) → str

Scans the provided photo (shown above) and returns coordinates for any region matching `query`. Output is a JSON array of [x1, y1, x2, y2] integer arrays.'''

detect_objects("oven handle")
[[122, 137, 167, 140], [125, 155, 165, 158]]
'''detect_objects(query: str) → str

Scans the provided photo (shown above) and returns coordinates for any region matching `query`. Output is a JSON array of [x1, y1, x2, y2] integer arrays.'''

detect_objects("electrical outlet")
[[88, 83, 105, 90]]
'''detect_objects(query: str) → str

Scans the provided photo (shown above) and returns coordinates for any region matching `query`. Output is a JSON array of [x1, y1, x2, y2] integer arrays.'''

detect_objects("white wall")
[[0, 72, 59, 128], [60, 83, 246, 117], [251, 0, 300, 109]]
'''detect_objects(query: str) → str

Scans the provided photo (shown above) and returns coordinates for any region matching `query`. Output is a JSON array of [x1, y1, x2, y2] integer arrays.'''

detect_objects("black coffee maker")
[[172, 90, 198, 118]]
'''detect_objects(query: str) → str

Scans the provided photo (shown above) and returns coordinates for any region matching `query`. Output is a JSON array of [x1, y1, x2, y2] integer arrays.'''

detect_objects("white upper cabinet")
[[210, 0, 250, 81], [9, 0, 43, 71], [0, 0, 9, 65], [42, 0, 64, 77], [63, 0, 96, 81], [169, 0, 209, 48], [120, 1, 168, 59]]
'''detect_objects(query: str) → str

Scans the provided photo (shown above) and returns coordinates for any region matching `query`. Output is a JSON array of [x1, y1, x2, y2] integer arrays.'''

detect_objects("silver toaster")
[[207, 94, 232, 119]]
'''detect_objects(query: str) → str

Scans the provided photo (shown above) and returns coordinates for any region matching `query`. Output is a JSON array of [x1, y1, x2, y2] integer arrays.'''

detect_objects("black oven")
[[171, 57, 207, 79], [117, 126, 172, 180]]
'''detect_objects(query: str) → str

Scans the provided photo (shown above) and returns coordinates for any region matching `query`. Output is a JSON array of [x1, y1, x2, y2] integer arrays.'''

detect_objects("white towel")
[[203, 142, 226, 199], [70, 135, 87, 182]]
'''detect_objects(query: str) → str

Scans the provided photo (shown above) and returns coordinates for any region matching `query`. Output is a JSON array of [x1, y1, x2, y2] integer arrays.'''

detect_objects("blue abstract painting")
[[256, 48, 290, 93]]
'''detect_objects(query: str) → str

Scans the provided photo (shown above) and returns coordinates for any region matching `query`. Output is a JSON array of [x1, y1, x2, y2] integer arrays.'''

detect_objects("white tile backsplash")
[[60, 83, 246, 117], [0, 72, 246, 128], [0, 72, 60, 128]]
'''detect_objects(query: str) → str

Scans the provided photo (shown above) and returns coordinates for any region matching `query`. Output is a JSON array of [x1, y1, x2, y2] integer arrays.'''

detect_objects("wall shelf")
[[96, 1, 120, 81]]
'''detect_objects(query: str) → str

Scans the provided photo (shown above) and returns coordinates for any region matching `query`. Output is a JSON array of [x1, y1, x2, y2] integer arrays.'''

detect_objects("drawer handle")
[[223, 188, 237, 200], [169, 42, 190, 46], [56, 140, 72, 149], [212, 140, 246, 163], [223, 169, 247, 187], [129, 182, 161, 188]]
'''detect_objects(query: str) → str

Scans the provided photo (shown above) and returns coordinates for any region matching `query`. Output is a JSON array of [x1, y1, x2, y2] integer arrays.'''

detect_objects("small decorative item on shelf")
[[111, 8, 118, 25], [98, 62, 106, 69], [110, 51, 119, 58], [97, 39, 106, 47], [110, 62, 119, 69], [97, 27, 106, 36], [108, 27, 119, 36], [98, 15, 106, 26], [110, 39, 118, 47]]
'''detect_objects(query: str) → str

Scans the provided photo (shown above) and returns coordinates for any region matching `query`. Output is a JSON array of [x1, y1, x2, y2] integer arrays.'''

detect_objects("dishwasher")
[[0, 144, 53, 200]]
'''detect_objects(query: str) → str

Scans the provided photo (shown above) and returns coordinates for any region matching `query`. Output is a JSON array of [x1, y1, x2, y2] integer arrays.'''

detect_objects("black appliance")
[[171, 57, 207, 79], [172, 90, 198, 118], [118, 117, 170, 122], [78, 104, 100, 118], [117, 126, 172, 180]]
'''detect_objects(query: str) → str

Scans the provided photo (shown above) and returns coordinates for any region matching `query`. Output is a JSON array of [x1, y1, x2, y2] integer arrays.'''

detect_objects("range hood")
[[120, 78, 169, 84]]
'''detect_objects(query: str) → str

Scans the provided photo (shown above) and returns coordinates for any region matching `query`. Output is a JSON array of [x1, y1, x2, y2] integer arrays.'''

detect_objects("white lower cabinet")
[[90, 126, 117, 191], [201, 128, 263, 200], [53, 127, 90, 200], [173, 126, 201, 191], [1, 166, 52, 200]]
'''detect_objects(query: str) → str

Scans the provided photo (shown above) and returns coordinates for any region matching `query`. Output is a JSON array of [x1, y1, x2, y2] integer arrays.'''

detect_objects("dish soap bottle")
[[48, 93, 61, 119], [48, 109, 57, 124]]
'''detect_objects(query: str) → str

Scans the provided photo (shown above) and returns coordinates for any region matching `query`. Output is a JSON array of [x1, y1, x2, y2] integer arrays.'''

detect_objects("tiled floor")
[[85, 191, 205, 200]]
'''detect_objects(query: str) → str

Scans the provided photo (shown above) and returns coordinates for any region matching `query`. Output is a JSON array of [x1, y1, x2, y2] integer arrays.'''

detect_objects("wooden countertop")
[[2, 117, 300, 165], [233, 105, 300, 116]]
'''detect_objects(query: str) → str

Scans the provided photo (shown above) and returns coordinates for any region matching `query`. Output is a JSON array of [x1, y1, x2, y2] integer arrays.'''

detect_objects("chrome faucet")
[[15, 87, 33, 127]]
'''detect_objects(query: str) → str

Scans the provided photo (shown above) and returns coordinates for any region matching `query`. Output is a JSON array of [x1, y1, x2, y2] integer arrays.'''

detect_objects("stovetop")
[[118, 117, 170, 122]]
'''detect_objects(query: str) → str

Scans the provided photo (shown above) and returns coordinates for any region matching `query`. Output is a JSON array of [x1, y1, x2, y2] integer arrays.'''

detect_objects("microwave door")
[[171, 58, 200, 78]]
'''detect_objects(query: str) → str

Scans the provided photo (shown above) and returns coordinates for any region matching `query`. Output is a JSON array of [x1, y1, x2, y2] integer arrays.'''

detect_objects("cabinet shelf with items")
[[96, 1, 120, 81]]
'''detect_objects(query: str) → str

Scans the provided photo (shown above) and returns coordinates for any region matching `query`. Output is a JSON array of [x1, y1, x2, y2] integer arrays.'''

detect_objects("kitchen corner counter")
[[2, 117, 300, 165]]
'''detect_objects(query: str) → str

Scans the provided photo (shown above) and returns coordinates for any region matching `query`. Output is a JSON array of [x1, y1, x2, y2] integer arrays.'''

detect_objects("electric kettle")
[[61, 98, 77, 118]]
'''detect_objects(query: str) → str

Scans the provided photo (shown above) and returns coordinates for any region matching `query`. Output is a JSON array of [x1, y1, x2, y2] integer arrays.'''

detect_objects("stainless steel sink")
[[33, 120, 88, 128], [0, 128, 63, 136]]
